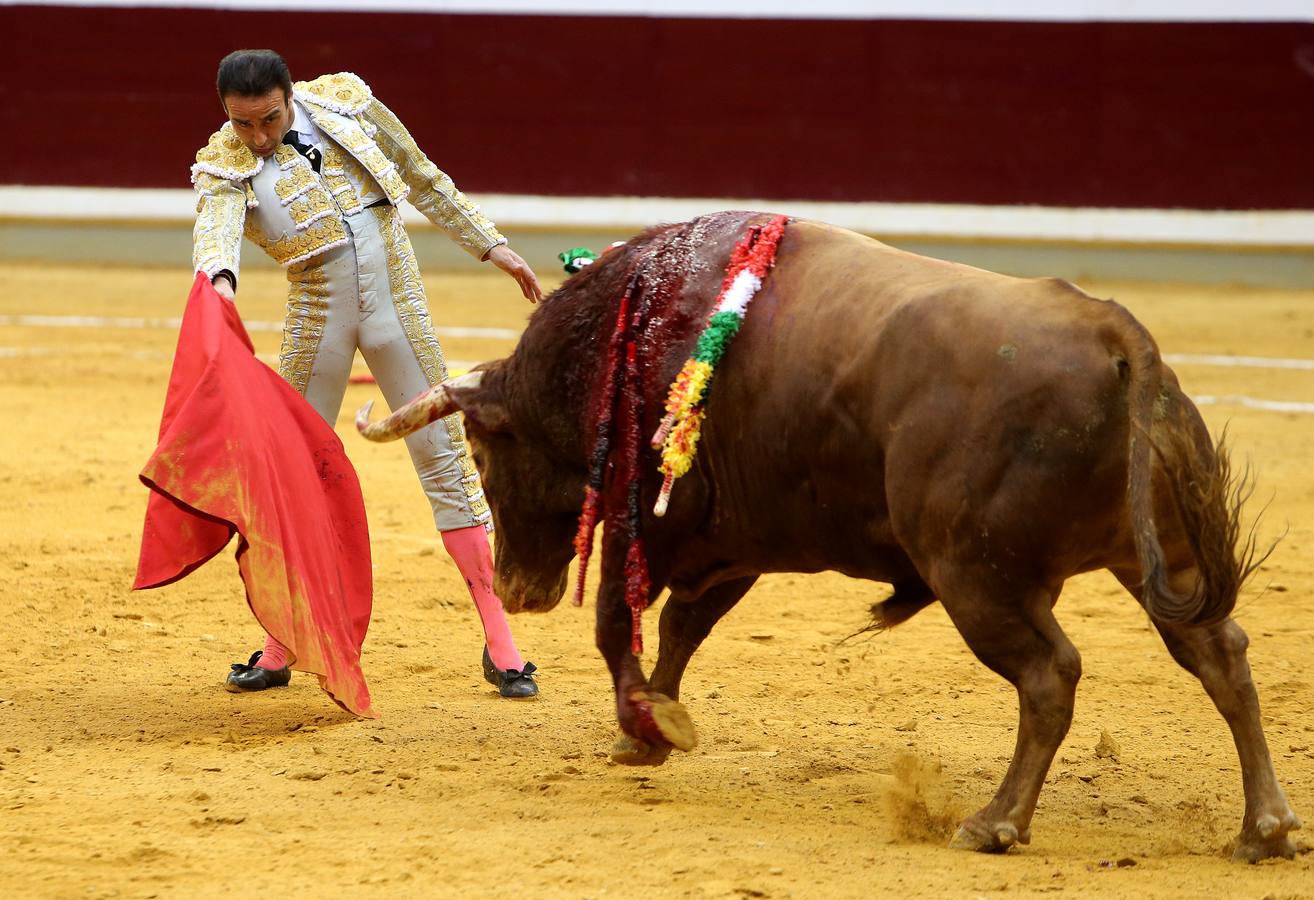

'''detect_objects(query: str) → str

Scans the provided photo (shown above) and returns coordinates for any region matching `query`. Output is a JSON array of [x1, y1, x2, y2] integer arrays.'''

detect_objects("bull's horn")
[[355, 371, 484, 442]]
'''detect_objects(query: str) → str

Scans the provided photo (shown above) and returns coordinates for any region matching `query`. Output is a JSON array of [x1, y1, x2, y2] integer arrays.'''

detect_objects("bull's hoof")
[[949, 817, 1026, 854], [610, 734, 673, 767], [626, 690, 698, 754], [1231, 811, 1303, 863]]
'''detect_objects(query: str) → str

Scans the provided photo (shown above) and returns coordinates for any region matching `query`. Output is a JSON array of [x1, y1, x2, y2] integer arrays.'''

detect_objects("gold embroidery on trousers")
[[373, 206, 490, 525]]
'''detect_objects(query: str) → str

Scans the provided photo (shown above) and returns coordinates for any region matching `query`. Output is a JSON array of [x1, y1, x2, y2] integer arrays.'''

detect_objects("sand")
[[0, 261, 1310, 898]]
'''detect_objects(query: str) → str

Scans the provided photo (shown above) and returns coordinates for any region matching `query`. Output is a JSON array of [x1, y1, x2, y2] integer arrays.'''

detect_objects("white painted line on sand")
[[0, 343, 479, 373], [6, 317, 1313, 371], [0, 313, 520, 341], [5, 340, 1311, 413], [1166, 354, 1314, 371], [1192, 395, 1314, 414]]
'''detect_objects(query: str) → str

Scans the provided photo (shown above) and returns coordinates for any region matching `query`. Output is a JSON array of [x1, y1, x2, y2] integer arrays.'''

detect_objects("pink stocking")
[[257, 634, 289, 670], [441, 525, 525, 672]]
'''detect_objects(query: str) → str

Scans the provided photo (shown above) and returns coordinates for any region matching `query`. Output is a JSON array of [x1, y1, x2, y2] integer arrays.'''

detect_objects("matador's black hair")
[[216, 49, 293, 100]]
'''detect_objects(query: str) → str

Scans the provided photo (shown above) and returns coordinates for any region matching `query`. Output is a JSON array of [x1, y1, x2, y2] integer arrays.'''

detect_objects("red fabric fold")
[[134, 273, 376, 718]]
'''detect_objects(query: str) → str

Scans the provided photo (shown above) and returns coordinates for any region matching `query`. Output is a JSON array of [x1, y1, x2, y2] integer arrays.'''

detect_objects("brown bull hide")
[[358, 211, 1298, 860]]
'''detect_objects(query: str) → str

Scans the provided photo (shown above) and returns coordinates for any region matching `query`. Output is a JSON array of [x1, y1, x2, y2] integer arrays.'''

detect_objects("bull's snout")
[[496, 567, 569, 613]]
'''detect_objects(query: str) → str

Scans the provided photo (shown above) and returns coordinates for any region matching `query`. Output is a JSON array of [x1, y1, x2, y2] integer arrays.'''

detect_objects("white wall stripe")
[[3, 0, 1309, 22], [3, 186, 1312, 248]]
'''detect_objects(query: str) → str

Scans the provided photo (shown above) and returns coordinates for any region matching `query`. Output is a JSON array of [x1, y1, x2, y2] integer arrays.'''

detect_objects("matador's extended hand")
[[486, 245, 543, 303], [212, 274, 236, 302]]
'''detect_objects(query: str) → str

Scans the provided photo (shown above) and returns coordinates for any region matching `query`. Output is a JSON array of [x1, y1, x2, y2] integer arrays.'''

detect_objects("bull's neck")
[[508, 213, 753, 468]]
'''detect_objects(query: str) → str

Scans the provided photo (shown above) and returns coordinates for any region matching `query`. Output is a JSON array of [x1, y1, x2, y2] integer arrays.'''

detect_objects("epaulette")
[[294, 72, 373, 116], [191, 123, 262, 183]]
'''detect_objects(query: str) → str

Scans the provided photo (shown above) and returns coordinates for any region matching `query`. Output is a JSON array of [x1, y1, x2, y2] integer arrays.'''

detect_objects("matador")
[[191, 49, 541, 699]]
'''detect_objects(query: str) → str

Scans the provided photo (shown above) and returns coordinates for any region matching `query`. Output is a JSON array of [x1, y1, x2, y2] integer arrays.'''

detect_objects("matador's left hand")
[[486, 245, 543, 303]]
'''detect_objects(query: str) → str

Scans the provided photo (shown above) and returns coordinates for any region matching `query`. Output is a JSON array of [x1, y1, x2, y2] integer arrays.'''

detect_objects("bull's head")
[[356, 366, 583, 613]]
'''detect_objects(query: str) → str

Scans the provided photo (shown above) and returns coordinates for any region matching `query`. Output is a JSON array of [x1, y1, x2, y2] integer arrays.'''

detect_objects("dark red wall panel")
[[2, 6, 1312, 208]]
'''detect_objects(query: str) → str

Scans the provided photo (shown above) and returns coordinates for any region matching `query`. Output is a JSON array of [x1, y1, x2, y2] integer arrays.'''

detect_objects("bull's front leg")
[[649, 575, 759, 701], [595, 556, 697, 766]]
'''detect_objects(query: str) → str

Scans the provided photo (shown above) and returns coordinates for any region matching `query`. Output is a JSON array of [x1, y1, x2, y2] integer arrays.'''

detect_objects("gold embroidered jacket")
[[192, 72, 506, 280]]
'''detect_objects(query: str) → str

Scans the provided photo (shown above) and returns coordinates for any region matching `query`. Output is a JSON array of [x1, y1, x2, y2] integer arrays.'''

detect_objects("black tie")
[[282, 130, 321, 173]]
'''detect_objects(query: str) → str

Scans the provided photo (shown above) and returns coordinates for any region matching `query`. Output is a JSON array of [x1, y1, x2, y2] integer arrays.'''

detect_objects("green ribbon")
[[558, 247, 599, 274], [693, 311, 743, 365]]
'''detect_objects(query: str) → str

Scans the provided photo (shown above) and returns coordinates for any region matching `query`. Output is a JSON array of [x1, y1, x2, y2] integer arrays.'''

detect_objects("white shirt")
[[289, 101, 324, 152]]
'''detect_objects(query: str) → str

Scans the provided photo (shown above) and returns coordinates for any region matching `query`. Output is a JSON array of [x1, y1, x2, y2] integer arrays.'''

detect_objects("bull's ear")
[[446, 365, 512, 433]]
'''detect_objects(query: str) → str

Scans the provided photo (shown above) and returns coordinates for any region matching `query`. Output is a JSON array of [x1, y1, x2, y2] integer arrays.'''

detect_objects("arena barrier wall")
[[2, 2, 1311, 284]]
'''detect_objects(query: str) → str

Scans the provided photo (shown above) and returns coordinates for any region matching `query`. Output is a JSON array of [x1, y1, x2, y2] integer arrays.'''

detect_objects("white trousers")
[[277, 205, 489, 532]]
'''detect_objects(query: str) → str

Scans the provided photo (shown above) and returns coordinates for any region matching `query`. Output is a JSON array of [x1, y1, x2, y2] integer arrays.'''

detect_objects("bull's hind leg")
[[1158, 618, 1300, 861], [936, 575, 1079, 853], [613, 575, 758, 765], [1113, 569, 1302, 861]]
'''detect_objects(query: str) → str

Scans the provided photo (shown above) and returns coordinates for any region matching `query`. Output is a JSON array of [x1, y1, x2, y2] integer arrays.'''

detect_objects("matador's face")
[[222, 88, 294, 159]]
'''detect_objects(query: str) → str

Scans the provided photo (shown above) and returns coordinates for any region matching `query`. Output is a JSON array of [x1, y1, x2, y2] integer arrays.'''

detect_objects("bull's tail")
[[1121, 318, 1271, 626]]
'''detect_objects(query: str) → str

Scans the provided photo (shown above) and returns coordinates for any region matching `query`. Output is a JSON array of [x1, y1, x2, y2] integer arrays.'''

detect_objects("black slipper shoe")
[[481, 646, 539, 699], [225, 650, 292, 693]]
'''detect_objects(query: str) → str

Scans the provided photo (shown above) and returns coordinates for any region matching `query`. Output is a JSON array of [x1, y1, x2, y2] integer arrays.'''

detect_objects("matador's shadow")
[[58, 675, 361, 749]]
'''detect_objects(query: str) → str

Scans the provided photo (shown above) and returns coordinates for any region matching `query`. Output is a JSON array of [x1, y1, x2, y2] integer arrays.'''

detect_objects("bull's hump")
[[790, 218, 888, 250]]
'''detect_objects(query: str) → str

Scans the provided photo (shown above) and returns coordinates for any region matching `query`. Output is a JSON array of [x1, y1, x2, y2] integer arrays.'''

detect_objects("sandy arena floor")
[[0, 259, 1311, 898]]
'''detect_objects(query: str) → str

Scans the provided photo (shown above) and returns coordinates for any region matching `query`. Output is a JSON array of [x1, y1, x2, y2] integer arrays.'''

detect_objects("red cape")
[[134, 273, 376, 717]]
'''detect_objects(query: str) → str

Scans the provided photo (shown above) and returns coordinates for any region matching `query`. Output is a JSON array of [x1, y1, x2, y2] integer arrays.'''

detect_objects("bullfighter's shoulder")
[[191, 123, 260, 183], [294, 72, 373, 115]]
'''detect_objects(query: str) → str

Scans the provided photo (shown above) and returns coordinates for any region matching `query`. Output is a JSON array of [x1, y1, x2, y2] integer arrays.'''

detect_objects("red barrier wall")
[[3, 6, 1312, 208]]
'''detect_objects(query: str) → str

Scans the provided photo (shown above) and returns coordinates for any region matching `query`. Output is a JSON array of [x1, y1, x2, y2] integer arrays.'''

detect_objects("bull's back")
[[710, 219, 1124, 455], [697, 220, 1140, 578]]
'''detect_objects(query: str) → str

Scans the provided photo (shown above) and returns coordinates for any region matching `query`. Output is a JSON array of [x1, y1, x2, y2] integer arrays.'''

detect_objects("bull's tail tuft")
[[1123, 333, 1275, 626], [1154, 428, 1275, 624], [844, 579, 937, 643]]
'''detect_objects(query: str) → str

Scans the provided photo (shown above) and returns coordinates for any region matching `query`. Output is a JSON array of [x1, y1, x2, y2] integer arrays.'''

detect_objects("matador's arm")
[[192, 172, 247, 287], [360, 97, 507, 261]]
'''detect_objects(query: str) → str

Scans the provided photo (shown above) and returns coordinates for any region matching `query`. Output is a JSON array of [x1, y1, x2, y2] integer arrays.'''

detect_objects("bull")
[[357, 212, 1300, 860]]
